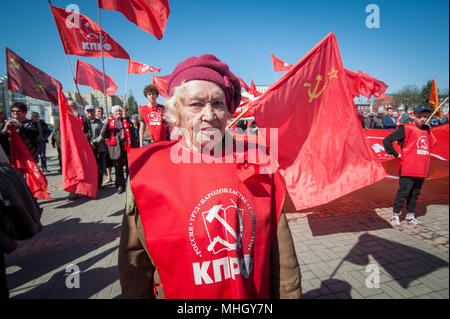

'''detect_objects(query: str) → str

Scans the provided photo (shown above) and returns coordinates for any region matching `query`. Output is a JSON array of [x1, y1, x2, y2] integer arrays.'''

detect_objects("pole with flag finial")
[[97, 4, 109, 115]]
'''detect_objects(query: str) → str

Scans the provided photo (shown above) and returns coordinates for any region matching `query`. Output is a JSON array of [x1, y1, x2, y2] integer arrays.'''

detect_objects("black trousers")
[[0, 252, 8, 299], [393, 176, 425, 214], [93, 150, 104, 187], [113, 156, 126, 189]]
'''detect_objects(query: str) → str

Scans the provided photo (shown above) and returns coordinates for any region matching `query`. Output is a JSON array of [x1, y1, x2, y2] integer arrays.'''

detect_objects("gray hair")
[[111, 105, 123, 113]]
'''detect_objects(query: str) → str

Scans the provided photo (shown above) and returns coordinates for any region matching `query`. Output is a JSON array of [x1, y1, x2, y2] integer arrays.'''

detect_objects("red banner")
[[152, 74, 170, 98], [9, 127, 50, 200], [345, 69, 388, 99], [6, 48, 60, 105], [98, 0, 170, 40], [128, 59, 160, 74], [75, 59, 118, 96], [271, 54, 293, 72], [429, 77, 442, 120], [364, 125, 449, 179], [50, 4, 129, 59]]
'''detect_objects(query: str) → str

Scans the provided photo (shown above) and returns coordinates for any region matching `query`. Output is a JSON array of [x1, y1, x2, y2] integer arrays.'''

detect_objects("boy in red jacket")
[[383, 104, 437, 229]]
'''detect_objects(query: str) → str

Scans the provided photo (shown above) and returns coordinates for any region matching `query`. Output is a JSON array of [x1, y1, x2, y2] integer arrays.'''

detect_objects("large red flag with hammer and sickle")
[[50, 4, 130, 59], [250, 33, 386, 211], [6, 48, 60, 105]]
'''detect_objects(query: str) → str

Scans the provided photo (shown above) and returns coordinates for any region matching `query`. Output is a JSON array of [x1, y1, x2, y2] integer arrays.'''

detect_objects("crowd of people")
[[358, 106, 449, 130], [0, 54, 447, 299]]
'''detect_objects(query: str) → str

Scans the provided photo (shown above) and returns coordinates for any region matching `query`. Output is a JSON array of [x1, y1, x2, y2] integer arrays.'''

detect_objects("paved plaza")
[[4, 148, 449, 299]]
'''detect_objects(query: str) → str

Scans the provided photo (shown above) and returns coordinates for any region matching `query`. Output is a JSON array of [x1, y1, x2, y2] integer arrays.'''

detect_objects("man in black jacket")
[[31, 112, 52, 172]]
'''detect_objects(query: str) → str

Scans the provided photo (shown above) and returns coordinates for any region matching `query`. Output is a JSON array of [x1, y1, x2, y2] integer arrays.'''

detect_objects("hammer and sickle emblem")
[[304, 75, 327, 103], [304, 67, 338, 103], [9, 58, 20, 70]]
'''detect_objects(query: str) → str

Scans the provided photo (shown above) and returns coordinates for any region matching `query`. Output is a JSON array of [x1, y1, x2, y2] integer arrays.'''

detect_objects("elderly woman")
[[118, 54, 301, 299], [101, 105, 136, 194]]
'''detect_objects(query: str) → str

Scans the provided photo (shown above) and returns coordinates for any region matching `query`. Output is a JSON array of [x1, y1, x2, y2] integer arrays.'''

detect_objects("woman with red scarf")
[[101, 105, 136, 194]]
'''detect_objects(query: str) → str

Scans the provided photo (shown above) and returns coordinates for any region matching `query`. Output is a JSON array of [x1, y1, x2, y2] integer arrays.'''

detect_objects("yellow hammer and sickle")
[[9, 58, 20, 70], [304, 75, 328, 103]]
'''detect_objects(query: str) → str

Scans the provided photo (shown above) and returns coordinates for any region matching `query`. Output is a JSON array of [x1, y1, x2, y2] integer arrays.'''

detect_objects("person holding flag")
[[383, 104, 437, 229], [1, 102, 39, 163], [118, 54, 301, 299]]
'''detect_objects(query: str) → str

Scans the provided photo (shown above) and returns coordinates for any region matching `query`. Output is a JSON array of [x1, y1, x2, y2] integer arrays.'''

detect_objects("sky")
[[0, 0, 448, 106]]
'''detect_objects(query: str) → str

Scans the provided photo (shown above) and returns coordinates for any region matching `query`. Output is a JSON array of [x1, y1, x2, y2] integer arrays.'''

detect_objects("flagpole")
[[425, 96, 448, 125], [97, 5, 109, 115], [64, 54, 85, 109], [123, 65, 129, 108], [226, 107, 250, 129]]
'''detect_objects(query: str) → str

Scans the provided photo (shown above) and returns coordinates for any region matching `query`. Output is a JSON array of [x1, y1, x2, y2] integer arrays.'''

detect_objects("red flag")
[[57, 83, 98, 198], [251, 33, 386, 211], [6, 48, 60, 105], [271, 54, 293, 72], [345, 69, 388, 99], [152, 74, 170, 98], [9, 127, 51, 200], [98, 0, 170, 40], [128, 59, 160, 74], [250, 80, 262, 97], [429, 77, 442, 120], [50, 4, 130, 59], [237, 77, 250, 92], [75, 59, 118, 96]]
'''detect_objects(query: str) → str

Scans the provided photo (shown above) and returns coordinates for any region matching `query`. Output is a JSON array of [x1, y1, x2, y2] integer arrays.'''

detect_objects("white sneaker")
[[389, 216, 402, 229]]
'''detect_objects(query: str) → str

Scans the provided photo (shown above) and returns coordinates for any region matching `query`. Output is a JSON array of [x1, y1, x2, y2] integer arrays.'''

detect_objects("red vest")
[[398, 123, 437, 177], [128, 140, 285, 299], [139, 104, 167, 142], [107, 118, 132, 150]]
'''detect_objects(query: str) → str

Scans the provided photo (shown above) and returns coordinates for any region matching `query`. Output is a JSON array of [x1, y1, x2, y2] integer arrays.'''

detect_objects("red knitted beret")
[[167, 54, 241, 113]]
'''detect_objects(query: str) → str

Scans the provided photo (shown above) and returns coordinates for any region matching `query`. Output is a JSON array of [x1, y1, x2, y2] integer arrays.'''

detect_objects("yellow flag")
[[429, 77, 442, 120]]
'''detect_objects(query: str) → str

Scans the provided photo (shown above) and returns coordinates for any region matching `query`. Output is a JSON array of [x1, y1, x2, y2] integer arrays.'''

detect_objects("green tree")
[[126, 93, 138, 115], [392, 85, 421, 111], [418, 80, 433, 104]]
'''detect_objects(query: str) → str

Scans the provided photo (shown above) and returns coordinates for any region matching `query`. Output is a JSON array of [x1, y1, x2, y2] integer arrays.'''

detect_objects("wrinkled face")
[[95, 108, 104, 119], [178, 81, 230, 151], [31, 113, 40, 122], [413, 111, 431, 128], [147, 91, 158, 105], [113, 108, 123, 119]]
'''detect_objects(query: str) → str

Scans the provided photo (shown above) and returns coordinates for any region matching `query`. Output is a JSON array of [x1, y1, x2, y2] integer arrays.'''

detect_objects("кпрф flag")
[[345, 69, 388, 100], [128, 59, 161, 74], [75, 59, 118, 97], [6, 48, 60, 105], [271, 54, 293, 72], [98, 0, 170, 40], [50, 4, 130, 59], [250, 33, 386, 210]]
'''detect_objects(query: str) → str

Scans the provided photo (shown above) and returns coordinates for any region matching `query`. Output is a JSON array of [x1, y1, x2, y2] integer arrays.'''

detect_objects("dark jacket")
[[0, 163, 42, 254], [100, 118, 137, 160], [18, 120, 39, 162]]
